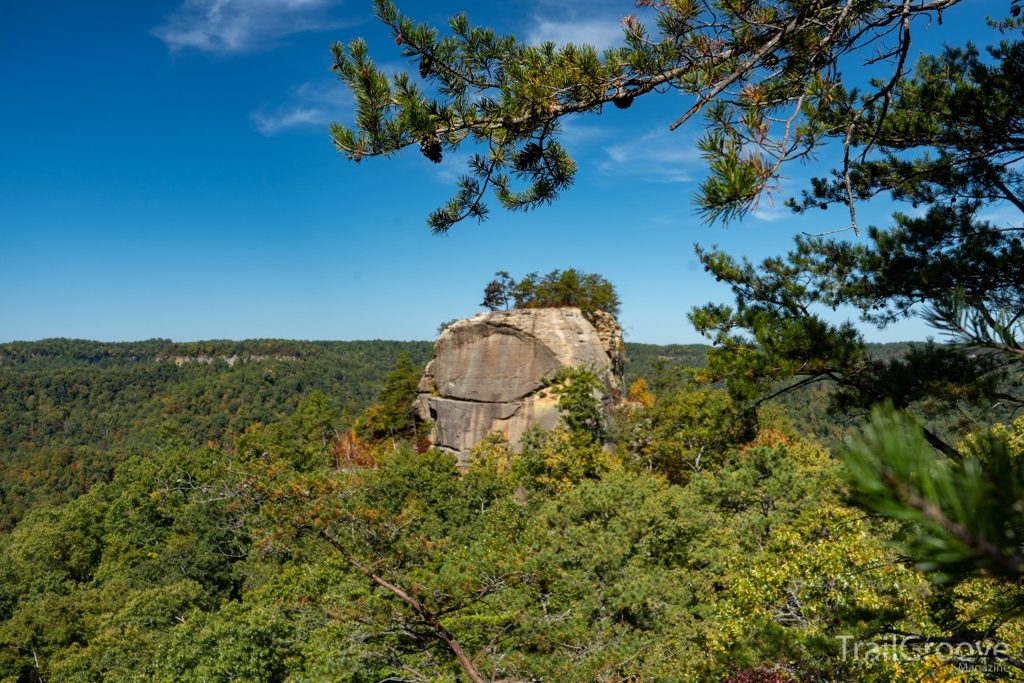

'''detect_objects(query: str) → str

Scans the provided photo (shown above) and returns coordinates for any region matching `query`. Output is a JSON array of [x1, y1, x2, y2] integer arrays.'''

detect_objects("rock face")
[[416, 308, 625, 462]]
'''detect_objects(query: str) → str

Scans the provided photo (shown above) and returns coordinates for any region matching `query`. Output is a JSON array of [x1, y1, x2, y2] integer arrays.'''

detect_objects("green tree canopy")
[[353, 351, 424, 442], [481, 268, 621, 317]]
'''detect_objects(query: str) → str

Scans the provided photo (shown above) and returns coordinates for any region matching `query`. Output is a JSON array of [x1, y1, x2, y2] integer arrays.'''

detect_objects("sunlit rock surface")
[[416, 308, 624, 463]]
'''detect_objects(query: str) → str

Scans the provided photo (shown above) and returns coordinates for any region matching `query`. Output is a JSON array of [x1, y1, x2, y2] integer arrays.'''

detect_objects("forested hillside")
[[0, 339, 433, 527], [0, 337, 961, 529], [1, 335, 1020, 682]]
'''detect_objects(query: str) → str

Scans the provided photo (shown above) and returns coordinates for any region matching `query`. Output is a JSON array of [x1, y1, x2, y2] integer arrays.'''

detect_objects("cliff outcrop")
[[416, 308, 624, 463]]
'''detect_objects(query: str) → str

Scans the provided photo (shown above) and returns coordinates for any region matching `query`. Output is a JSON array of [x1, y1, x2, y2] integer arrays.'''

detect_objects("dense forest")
[[0, 339, 432, 528], [0, 337, 930, 528], [3, 335, 1017, 682]]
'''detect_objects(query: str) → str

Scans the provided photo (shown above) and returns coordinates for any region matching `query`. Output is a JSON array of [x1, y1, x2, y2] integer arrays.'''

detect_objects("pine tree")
[[480, 271, 513, 311], [329, 0, 1024, 611], [328, 0, 968, 233], [689, 35, 1024, 456], [354, 352, 423, 441]]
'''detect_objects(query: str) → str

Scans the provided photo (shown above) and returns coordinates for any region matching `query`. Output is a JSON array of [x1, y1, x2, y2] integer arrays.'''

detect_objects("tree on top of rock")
[[480, 269, 620, 318], [480, 271, 514, 311]]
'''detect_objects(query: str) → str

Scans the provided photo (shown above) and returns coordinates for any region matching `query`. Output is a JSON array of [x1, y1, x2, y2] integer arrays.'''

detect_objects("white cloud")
[[251, 80, 352, 135], [599, 128, 702, 182], [153, 0, 347, 53], [526, 17, 624, 49], [558, 120, 612, 147], [748, 202, 790, 222]]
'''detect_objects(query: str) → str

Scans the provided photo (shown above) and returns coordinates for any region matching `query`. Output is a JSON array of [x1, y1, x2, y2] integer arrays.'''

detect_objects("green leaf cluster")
[[480, 268, 621, 318]]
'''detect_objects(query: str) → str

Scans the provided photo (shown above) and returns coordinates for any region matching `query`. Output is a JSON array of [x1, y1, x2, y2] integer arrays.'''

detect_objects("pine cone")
[[516, 142, 544, 169], [613, 95, 634, 109], [762, 53, 779, 69], [419, 54, 433, 79], [420, 137, 443, 163]]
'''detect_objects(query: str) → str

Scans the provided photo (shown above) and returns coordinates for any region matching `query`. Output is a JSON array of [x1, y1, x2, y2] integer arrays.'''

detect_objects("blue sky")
[[0, 0, 1013, 344]]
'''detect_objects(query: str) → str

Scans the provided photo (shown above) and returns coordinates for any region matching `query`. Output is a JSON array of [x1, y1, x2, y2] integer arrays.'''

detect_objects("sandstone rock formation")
[[416, 308, 624, 463]]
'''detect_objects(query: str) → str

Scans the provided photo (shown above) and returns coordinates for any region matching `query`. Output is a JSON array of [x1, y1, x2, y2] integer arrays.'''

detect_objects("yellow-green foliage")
[[1, 393, 1020, 682], [619, 383, 754, 484], [958, 413, 1024, 461], [470, 427, 618, 494]]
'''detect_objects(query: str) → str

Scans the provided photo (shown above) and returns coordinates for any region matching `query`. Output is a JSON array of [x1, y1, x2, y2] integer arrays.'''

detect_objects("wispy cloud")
[[599, 128, 702, 182], [748, 202, 791, 222], [251, 80, 352, 135], [523, 0, 627, 49], [153, 0, 347, 53], [526, 17, 625, 49], [558, 120, 613, 148]]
